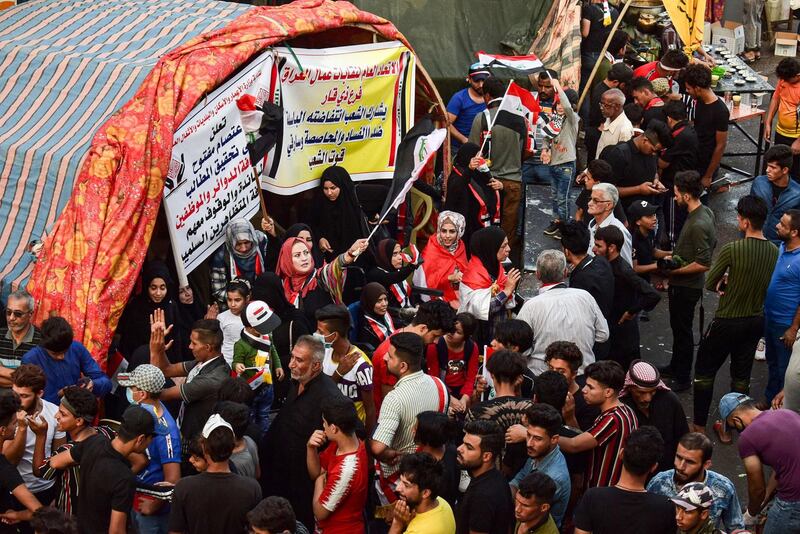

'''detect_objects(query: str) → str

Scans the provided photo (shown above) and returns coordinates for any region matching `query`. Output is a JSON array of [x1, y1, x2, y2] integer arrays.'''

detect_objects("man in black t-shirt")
[[456, 420, 513, 534], [170, 414, 262, 534], [0, 391, 42, 530], [600, 122, 672, 210], [683, 64, 729, 189], [629, 200, 670, 283], [50, 405, 164, 534], [573, 426, 676, 534], [658, 100, 698, 247]]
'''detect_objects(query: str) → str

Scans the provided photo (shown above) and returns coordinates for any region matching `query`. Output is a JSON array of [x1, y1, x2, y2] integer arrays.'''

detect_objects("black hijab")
[[284, 223, 322, 268], [453, 142, 496, 215], [312, 166, 370, 255], [119, 260, 177, 358], [375, 239, 399, 271], [469, 227, 506, 280], [360, 282, 388, 318], [252, 272, 312, 330]]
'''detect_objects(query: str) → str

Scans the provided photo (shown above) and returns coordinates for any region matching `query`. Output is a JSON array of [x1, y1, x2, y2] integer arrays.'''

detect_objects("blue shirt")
[[446, 88, 486, 147], [750, 175, 800, 244], [647, 469, 745, 531], [137, 402, 181, 486], [765, 243, 800, 325], [510, 445, 571, 528], [22, 341, 112, 404]]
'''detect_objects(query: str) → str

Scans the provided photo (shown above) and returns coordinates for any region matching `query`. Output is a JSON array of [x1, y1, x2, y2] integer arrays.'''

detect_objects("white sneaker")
[[754, 337, 766, 361]]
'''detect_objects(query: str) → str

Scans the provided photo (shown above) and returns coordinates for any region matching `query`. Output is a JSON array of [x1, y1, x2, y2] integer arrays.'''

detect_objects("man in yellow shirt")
[[389, 453, 456, 534]]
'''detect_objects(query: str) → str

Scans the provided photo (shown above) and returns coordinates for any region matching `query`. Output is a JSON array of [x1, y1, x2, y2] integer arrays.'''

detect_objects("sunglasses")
[[4, 310, 30, 318]]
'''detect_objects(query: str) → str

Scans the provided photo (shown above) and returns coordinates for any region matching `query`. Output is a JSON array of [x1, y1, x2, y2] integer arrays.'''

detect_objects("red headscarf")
[[420, 236, 468, 302], [275, 237, 319, 305]]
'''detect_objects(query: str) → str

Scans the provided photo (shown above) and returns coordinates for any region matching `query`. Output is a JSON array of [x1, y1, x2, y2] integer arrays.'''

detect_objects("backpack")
[[434, 337, 475, 381]]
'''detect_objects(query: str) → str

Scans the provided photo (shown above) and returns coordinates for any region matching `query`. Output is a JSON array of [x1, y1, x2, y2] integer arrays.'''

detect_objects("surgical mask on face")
[[126, 388, 137, 405], [313, 332, 335, 362]]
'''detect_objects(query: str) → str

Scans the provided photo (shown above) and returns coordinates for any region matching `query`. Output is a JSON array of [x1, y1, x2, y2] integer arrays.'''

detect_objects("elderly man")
[[587, 64, 633, 160], [0, 290, 40, 387], [595, 88, 633, 159], [261, 335, 346, 529], [517, 250, 609, 374], [587, 183, 633, 265], [619, 360, 688, 472]]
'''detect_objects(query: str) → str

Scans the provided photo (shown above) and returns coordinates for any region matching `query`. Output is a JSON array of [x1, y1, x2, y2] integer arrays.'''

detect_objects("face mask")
[[313, 332, 335, 361], [126, 388, 137, 405]]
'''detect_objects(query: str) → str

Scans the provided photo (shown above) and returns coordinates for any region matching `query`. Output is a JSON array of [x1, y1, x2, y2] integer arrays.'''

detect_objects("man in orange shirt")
[[766, 57, 800, 182]]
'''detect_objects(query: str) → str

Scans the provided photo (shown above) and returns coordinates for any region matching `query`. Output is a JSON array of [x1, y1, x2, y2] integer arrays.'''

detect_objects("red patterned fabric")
[[27, 0, 419, 369]]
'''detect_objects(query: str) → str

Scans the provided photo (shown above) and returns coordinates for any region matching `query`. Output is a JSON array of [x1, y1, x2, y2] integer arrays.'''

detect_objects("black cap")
[[627, 200, 659, 221], [468, 62, 490, 81]]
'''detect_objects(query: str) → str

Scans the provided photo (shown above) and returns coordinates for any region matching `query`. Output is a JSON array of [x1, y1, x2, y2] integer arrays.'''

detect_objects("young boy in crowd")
[[425, 312, 480, 415], [306, 396, 368, 534], [628, 200, 671, 283], [187, 437, 208, 474], [472, 319, 536, 402], [233, 301, 284, 436], [218, 279, 252, 366], [766, 57, 800, 178], [575, 160, 627, 225]]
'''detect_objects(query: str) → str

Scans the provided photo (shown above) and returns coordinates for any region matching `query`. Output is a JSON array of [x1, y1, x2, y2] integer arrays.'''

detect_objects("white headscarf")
[[436, 211, 466, 253]]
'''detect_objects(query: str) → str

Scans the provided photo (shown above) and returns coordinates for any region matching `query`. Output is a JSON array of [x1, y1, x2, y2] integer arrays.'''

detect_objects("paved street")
[[518, 52, 783, 499]]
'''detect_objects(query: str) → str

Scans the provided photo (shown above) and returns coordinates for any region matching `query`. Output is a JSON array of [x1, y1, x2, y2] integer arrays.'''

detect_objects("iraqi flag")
[[476, 51, 545, 74], [498, 81, 541, 124]]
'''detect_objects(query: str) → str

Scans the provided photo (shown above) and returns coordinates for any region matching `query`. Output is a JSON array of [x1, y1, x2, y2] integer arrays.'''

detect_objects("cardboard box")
[[711, 21, 745, 54], [775, 32, 800, 57]]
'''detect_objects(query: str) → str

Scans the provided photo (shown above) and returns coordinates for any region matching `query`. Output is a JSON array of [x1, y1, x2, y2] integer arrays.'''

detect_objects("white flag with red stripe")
[[497, 81, 541, 123], [476, 51, 545, 74]]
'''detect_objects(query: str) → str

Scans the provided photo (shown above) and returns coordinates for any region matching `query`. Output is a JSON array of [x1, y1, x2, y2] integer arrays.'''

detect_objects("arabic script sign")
[[163, 52, 276, 285], [261, 41, 415, 194]]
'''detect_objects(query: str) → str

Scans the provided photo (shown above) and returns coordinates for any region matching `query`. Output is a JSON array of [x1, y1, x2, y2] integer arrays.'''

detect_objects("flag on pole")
[[497, 81, 541, 125], [387, 127, 447, 211], [476, 51, 545, 74], [367, 127, 447, 241]]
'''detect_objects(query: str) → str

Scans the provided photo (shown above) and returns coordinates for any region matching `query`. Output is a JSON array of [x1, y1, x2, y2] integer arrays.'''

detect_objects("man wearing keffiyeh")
[[620, 360, 689, 472]]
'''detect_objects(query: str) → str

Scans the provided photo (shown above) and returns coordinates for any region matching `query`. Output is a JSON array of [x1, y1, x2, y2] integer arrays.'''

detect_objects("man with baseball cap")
[[119, 364, 181, 533], [720, 391, 800, 533], [671, 482, 722, 534], [49, 404, 166, 534], [446, 63, 488, 149], [628, 199, 670, 287]]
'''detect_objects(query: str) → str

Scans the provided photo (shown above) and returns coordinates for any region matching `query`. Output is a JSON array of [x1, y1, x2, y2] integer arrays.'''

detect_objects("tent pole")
[[577, 0, 635, 110]]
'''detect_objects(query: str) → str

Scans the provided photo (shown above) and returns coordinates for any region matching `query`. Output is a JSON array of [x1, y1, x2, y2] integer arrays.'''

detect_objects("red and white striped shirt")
[[316, 441, 369, 534]]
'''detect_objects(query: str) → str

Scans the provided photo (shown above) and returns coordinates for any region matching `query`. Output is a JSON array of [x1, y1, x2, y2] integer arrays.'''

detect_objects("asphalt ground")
[[517, 50, 784, 500]]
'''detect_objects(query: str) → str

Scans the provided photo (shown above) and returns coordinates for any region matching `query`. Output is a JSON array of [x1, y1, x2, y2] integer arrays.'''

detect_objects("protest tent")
[[22, 0, 447, 368]]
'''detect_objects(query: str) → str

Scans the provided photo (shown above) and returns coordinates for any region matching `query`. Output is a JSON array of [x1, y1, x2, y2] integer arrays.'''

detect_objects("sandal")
[[713, 420, 733, 444]]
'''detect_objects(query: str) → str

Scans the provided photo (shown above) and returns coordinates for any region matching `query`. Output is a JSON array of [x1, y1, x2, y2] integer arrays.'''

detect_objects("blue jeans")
[[764, 497, 800, 534], [252, 384, 274, 437], [550, 162, 575, 222], [765, 320, 793, 402], [133, 511, 169, 534]]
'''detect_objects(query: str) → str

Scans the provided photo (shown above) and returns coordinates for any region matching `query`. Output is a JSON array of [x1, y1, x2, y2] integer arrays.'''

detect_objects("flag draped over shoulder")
[[476, 51, 545, 74]]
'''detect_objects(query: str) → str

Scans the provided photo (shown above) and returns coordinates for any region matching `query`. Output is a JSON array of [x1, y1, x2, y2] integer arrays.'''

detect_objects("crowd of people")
[[3, 3, 800, 534]]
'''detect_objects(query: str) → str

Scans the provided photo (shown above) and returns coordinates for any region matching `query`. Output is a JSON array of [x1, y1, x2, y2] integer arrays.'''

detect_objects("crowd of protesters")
[[3, 2, 800, 534]]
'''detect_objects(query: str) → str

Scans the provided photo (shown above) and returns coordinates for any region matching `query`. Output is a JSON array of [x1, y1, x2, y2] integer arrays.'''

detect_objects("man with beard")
[[446, 64, 488, 151], [6, 364, 66, 507], [647, 433, 744, 532], [763, 210, 800, 404], [390, 452, 455, 534], [370, 333, 448, 512], [456, 420, 513, 534], [619, 360, 687, 472], [0, 290, 40, 387], [260, 335, 345, 529], [509, 404, 570, 528], [660, 171, 717, 392], [592, 227, 661, 367]]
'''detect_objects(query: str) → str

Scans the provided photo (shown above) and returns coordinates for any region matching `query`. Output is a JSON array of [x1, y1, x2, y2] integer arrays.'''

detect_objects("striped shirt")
[[0, 326, 40, 372], [317, 441, 368, 534], [586, 403, 638, 488], [705, 237, 779, 319], [372, 371, 448, 477]]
